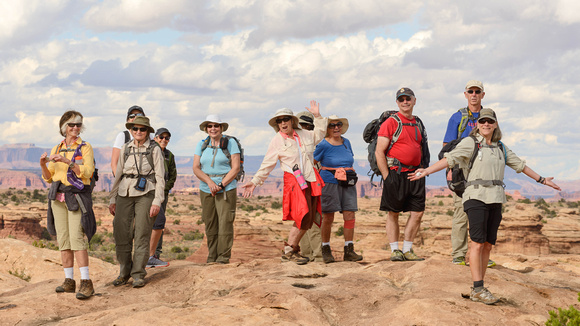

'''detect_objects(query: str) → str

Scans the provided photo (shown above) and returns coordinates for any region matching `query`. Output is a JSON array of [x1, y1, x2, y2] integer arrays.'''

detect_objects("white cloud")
[[555, 0, 580, 24]]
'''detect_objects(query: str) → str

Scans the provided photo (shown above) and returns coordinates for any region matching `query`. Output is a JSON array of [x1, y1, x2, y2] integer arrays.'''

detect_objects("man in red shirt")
[[375, 87, 426, 262]]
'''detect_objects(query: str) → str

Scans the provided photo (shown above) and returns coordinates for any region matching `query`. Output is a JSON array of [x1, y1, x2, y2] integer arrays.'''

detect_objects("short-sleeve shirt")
[[313, 138, 355, 184], [377, 112, 422, 171], [443, 109, 480, 143], [194, 137, 240, 194]]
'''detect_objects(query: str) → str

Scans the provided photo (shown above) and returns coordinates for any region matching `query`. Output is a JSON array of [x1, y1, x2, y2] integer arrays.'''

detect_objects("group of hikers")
[[40, 80, 561, 305]]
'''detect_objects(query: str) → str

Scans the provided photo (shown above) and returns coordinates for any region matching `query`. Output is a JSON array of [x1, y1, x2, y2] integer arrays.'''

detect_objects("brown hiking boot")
[[55, 278, 76, 293], [343, 243, 363, 262], [281, 251, 309, 265], [322, 245, 335, 264], [76, 279, 94, 300]]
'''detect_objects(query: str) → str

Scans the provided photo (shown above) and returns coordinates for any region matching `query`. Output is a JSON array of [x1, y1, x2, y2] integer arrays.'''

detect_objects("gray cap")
[[155, 127, 171, 137]]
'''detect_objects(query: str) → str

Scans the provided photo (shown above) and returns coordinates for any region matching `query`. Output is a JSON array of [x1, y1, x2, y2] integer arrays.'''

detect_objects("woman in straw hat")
[[242, 101, 327, 265], [409, 108, 561, 305], [314, 115, 362, 263], [193, 115, 240, 264], [109, 116, 166, 288], [40, 110, 96, 299]]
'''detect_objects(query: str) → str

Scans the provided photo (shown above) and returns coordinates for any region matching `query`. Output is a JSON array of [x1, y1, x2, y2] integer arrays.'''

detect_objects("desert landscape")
[[1, 189, 580, 325]]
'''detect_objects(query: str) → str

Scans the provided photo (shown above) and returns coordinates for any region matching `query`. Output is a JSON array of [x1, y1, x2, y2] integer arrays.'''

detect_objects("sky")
[[1, 0, 579, 180]]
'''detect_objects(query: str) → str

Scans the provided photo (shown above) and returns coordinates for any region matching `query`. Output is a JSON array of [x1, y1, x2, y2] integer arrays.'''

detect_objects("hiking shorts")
[[321, 183, 358, 213], [380, 169, 425, 213], [152, 205, 167, 230], [464, 199, 502, 245]]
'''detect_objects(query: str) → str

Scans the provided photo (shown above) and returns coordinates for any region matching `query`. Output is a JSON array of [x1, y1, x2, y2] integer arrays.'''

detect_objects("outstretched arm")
[[522, 166, 561, 191], [408, 157, 450, 181]]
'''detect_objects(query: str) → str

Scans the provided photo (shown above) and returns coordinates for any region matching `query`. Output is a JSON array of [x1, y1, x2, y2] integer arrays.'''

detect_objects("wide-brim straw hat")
[[327, 115, 349, 135], [199, 114, 229, 132], [268, 108, 301, 132], [126, 116, 155, 133]]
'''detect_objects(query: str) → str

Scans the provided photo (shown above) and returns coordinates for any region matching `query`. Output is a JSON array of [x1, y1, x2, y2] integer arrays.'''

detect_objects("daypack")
[[438, 135, 507, 197], [363, 110, 430, 185], [123, 140, 161, 179], [456, 108, 477, 139], [124, 130, 131, 143], [200, 135, 245, 182]]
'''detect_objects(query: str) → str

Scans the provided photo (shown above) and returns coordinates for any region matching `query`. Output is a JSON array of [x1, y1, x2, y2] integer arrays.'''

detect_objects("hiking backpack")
[[438, 135, 507, 197], [456, 108, 477, 139], [123, 140, 161, 179], [363, 110, 430, 185], [200, 135, 245, 182]]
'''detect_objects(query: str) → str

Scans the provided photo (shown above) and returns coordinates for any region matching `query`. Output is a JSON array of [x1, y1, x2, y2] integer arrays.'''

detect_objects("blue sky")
[[0, 0, 579, 180]]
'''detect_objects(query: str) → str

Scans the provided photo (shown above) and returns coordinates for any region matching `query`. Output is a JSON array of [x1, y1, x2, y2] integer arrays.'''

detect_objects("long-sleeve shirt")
[[444, 134, 526, 204], [42, 137, 95, 186], [109, 139, 166, 207], [251, 116, 328, 186]]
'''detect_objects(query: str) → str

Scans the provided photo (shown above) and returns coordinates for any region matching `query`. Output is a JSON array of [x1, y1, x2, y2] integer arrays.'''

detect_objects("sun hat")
[[465, 80, 484, 91], [268, 108, 300, 132], [327, 115, 349, 135], [126, 116, 155, 133], [199, 115, 229, 132], [478, 108, 497, 122], [296, 111, 314, 127]]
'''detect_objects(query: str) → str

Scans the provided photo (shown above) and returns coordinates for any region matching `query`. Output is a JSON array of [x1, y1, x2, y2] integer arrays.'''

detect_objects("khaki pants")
[[299, 212, 323, 262], [52, 200, 88, 251], [113, 192, 155, 280], [451, 193, 468, 259], [200, 189, 237, 263]]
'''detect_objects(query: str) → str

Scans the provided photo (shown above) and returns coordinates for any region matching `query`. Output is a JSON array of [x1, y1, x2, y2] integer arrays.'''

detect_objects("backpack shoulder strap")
[[457, 108, 476, 139], [390, 114, 403, 144], [200, 136, 210, 152], [498, 141, 508, 162], [124, 130, 131, 143], [467, 135, 481, 170], [221, 135, 232, 162]]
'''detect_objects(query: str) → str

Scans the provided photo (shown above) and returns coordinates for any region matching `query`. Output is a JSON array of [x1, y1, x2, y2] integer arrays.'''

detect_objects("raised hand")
[[306, 100, 321, 118]]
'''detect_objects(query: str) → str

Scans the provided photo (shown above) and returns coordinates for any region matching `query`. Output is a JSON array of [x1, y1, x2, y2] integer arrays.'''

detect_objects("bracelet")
[[537, 176, 545, 184]]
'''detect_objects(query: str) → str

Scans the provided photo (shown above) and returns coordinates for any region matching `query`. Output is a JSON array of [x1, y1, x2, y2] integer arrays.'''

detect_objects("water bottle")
[[293, 164, 308, 190]]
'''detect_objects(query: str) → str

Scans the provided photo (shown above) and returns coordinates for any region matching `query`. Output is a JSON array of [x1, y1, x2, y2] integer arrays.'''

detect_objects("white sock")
[[389, 242, 399, 252], [64, 267, 74, 279], [322, 242, 330, 247], [79, 266, 90, 280], [403, 241, 413, 253], [284, 245, 293, 254], [345, 241, 353, 246]]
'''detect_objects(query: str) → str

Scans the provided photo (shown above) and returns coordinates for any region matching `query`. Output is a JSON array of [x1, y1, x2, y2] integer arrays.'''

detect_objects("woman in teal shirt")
[[193, 115, 240, 264]]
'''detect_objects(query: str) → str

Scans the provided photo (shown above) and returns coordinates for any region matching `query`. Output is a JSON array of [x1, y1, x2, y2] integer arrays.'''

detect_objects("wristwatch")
[[68, 161, 75, 169], [218, 182, 224, 189]]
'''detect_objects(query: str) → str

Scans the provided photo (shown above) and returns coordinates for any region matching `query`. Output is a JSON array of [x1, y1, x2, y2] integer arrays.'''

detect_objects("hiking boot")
[[281, 251, 309, 265], [76, 279, 94, 300], [343, 243, 363, 262], [55, 278, 76, 293], [112, 275, 129, 287], [487, 259, 496, 268], [146, 256, 169, 268], [132, 278, 146, 288], [321, 245, 335, 264], [470, 287, 499, 305], [390, 249, 406, 262], [452, 256, 467, 265], [403, 249, 425, 261]]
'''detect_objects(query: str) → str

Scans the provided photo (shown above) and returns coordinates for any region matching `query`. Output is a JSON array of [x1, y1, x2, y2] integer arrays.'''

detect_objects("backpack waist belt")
[[207, 173, 227, 178], [387, 157, 418, 174], [122, 174, 157, 183], [465, 179, 505, 189]]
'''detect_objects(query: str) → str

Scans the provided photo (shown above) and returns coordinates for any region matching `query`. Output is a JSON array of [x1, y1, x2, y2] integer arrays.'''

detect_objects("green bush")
[[9, 269, 31, 282], [446, 209, 454, 216], [546, 292, 580, 325], [271, 201, 282, 209], [518, 198, 532, 204], [173, 219, 180, 225], [183, 230, 204, 241], [438, 200, 444, 206], [196, 219, 204, 225], [335, 226, 344, 236], [171, 246, 183, 253], [176, 253, 187, 260]]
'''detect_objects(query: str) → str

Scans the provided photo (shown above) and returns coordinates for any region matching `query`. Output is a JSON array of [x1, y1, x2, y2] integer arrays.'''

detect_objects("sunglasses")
[[207, 124, 221, 129], [275, 116, 292, 124], [397, 96, 412, 102], [128, 113, 144, 119], [158, 135, 170, 140], [329, 122, 343, 128], [132, 127, 148, 132], [467, 89, 482, 94], [67, 123, 82, 128], [478, 118, 495, 124]]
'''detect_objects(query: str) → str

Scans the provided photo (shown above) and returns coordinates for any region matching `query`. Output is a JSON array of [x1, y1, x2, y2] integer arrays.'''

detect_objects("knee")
[[483, 242, 493, 251]]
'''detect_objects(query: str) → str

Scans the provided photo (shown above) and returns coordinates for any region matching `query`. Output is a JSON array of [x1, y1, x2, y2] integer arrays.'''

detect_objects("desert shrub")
[[506, 194, 513, 201], [9, 269, 31, 282], [446, 210, 454, 216], [518, 198, 532, 204], [166, 208, 175, 215], [103, 255, 115, 264], [271, 201, 282, 209], [176, 253, 187, 260], [171, 246, 183, 253], [41, 227, 52, 240], [173, 219, 180, 225], [183, 230, 204, 241], [196, 219, 203, 225], [438, 200, 444, 206], [567, 201, 579, 208], [335, 226, 344, 236], [546, 292, 580, 325], [89, 233, 104, 250], [188, 204, 195, 210]]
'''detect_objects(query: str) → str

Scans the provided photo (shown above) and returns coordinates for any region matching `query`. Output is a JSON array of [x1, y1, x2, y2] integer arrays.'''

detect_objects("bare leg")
[[288, 223, 308, 247], [403, 211, 424, 242], [386, 211, 400, 244], [61, 250, 74, 268], [321, 212, 335, 243], [149, 229, 163, 256], [343, 211, 355, 241], [470, 241, 489, 282], [74, 250, 89, 267]]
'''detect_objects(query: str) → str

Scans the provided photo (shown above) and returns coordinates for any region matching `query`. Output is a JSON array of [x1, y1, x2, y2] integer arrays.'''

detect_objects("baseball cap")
[[127, 105, 145, 118], [155, 127, 171, 137], [465, 80, 484, 91], [396, 87, 415, 99]]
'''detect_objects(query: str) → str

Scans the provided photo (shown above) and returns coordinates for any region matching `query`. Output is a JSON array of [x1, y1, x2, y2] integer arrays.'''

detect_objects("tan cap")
[[465, 80, 484, 91], [478, 108, 497, 122]]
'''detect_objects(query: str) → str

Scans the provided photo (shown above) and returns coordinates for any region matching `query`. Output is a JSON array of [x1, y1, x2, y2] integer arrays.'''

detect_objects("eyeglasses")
[[207, 124, 221, 129], [467, 89, 482, 94], [67, 123, 82, 128], [128, 113, 144, 119], [328, 122, 343, 128], [158, 135, 170, 140], [397, 96, 412, 102], [275, 116, 292, 124], [478, 118, 495, 124], [132, 127, 148, 132]]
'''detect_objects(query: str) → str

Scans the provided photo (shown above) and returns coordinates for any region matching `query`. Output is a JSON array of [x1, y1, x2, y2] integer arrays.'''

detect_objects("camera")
[[135, 176, 147, 191]]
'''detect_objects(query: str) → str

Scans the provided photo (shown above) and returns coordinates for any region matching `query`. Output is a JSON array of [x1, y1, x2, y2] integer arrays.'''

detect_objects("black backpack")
[[438, 135, 507, 197], [363, 110, 430, 185], [201, 135, 245, 182]]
